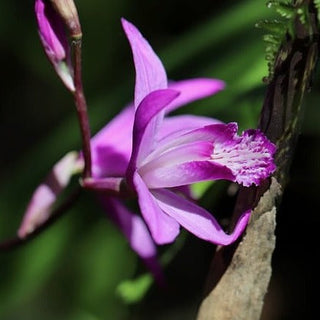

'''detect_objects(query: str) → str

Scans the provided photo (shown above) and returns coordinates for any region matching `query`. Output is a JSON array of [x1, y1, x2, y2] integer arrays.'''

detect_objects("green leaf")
[[116, 274, 153, 304]]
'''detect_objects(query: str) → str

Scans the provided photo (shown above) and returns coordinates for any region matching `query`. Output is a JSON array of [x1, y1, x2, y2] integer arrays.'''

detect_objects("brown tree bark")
[[197, 1, 319, 319]]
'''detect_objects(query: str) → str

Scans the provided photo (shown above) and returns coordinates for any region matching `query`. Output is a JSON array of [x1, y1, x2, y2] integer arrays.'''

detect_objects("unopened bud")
[[49, 0, 82, 39], [35, 0, 76, 91]]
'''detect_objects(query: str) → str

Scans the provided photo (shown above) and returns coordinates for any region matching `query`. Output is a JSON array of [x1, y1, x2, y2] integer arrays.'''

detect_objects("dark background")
[[0, 0, 315, 319]]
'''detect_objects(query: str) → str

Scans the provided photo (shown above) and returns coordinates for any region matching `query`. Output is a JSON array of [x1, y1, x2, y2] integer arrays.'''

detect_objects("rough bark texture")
[[197, 1, 319, 319], [197, 179, 281, 320]]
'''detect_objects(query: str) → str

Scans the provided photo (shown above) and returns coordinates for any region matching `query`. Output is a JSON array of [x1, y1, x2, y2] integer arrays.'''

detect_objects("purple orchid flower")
[[35, 0, 75, 91], [18, 18, 276, 280], [89, 18, 276, 246]]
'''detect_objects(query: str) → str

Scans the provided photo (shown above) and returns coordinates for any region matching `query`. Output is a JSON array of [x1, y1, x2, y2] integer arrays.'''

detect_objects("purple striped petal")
[[166, 78, 225, 114], [153, 189, 251, 245], [139, 124, 239, 188], [142, 160, 234, 189], [139, 141, 215, 188], [133, 173, 180, 245], [121, 18, 168, 108], [142, 124, 231, 168], [90, 106, 134, 178], [140, 140, 213, 171], [126, 89, 179, 185], [99, 197, 164, 283], [159, 114, 222, 141]]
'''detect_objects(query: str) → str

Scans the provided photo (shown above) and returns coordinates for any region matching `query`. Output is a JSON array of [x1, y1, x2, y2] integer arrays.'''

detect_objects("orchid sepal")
[[18, 151, 80, 238]]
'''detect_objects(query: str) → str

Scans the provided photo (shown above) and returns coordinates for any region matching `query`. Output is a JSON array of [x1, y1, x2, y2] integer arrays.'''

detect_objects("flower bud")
[[49, 0, 82, 39], [35, 0, 75, 91]]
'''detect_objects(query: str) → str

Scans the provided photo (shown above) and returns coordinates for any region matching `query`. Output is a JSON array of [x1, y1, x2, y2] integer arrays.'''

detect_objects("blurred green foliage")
[[0, 0, 315, 319]]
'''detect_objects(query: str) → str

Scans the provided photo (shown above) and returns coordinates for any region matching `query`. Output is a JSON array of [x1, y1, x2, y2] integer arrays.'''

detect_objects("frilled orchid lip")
[[210, 127, 277, 187], [137, 123, 276, 189]]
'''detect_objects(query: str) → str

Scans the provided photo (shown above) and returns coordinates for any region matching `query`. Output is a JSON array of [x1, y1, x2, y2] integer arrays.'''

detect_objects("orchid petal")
[[139, 124, 238, 188], [153, 189, 251, 245], [90, 105, 134, 178], [143, 160, 234, 189], [121, 18, 168, 108], [139, 141, 215, 188], [142, 123, 231, 167], [18, 151, 80, 238], [133, 173, 180, 245], [127, 89, 179, 184], [211, 128, 277, 187], [166, 78, 225, 113], [99, 197, 164, 282], [107, 198, 156, 259], [159, 114, 222, 141], [35, 0, 67, 61]]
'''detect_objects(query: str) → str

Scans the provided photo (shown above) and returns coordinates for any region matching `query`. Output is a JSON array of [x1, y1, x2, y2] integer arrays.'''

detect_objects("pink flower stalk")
[[18, 18, 276, 279], [35, 0, 75, 91]]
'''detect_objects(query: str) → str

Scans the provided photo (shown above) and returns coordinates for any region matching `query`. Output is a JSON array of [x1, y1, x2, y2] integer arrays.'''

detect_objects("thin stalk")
[[72, 38, 92, 179]]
